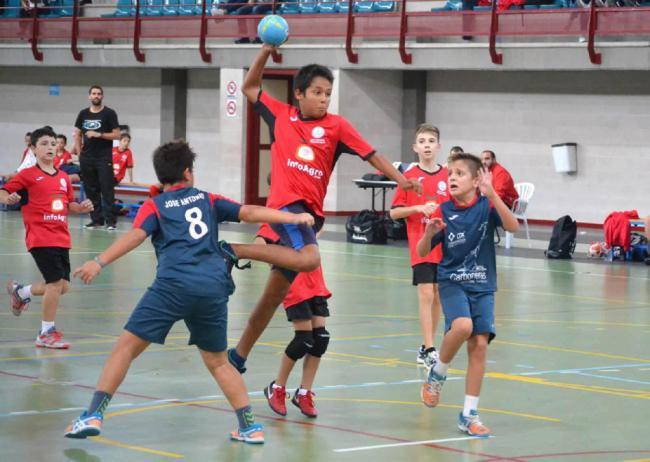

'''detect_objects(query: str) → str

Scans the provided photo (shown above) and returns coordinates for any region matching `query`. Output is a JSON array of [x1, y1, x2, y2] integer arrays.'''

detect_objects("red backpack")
[[603, 210, 639, 251]]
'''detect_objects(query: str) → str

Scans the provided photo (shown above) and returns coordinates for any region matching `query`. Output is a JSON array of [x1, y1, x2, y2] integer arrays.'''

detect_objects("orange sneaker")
[[458, 410, 491, 437], [421, 369, 445, 408]]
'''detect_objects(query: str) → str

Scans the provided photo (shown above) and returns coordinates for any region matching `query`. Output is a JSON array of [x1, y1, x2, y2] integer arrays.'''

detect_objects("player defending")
[[227, 44, 422, 374], [64, 140, 320, 443], [1, 126, 93, 349], [390, 124, 448, 367], [416, 153, 518, 437]]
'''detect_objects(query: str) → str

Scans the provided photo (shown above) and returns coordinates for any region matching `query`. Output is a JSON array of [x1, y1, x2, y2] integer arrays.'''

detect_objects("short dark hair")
[[30, 126, 57, 146], [415, 124, 440, 141], [56, 134, 67, 144], [120, 133, 131, 141], [25, 132, 32, 137], [294, 64, 334, 94], [449, 146, 464, 155], [482, 150, 496, 159], [448, 152, 482, 177], [89, 85, 103, 94], [153, 140, 196, 185]]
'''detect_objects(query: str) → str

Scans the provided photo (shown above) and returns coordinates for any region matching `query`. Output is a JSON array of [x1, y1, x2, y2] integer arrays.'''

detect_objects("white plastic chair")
[[505, 182, 535, 249]]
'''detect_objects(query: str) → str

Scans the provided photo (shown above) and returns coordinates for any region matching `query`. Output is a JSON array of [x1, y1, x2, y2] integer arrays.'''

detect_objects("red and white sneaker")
[[6, 280, 30, 316], [264, 381, 287, 416], [292, 389, 318, 418], [35, 328, 70, 349]]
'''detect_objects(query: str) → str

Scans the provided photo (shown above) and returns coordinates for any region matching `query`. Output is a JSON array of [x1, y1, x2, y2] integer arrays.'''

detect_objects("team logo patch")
[[82, 120, 101, 130], [60, 178, 67, 190], [438, 181, 447, 191], [52, 199, 64, 211], [297, 145, 315, 162], [311, 126, 325, 139]]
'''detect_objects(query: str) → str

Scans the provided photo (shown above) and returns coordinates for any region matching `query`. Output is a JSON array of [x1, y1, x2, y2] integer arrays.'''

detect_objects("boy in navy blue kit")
[[64, 140, 317, 444], [416, 152, 518, 437]]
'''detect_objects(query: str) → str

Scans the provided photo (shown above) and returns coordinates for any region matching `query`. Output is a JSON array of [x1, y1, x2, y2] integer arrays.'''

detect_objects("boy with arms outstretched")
[[1, 126, 93, 349], [390, 124, 448, 367], [416, 153, 518, 437], [64, 140, 319, 443], [228, 44, 422, 374]]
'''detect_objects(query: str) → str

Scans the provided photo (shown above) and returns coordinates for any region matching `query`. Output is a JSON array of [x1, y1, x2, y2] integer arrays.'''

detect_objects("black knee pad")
[[308, 327, 330, 358], [285, 330, 314, 361]]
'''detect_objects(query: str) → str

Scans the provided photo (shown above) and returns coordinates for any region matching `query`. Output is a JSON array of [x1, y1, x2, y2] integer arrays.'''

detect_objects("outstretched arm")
[[73, 228, 148, 284], [368, 154, 422, 194], [390, 203, 437, 220], [239, 204, 314, 227], [242, 45, 276, 104], [478, 168, 519, 233]]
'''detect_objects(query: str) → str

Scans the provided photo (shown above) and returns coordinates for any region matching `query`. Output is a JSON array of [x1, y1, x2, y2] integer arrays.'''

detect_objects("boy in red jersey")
[[256, 225, 331, 418], [112, 133, 134, 184], [227, 45, 422, 373], [55, 134, 80, 183], [0, 127, 93, 349], [390, 124, 448, 367]]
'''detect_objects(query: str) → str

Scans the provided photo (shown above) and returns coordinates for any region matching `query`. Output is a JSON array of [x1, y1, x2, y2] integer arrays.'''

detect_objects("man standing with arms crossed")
[[73, 85, 121, 230]]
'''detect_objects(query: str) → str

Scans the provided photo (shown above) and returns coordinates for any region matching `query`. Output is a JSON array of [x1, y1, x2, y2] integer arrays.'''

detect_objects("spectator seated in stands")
[[480, 149, 518, 209], [1, 133, 37, 182], [55, 134, 81, 183]]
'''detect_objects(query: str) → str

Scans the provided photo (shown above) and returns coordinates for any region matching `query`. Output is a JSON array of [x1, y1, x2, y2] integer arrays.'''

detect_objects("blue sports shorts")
[[438, 281, 496, 343], [270, 201, 323, 282], [125, 282, 228, 352]]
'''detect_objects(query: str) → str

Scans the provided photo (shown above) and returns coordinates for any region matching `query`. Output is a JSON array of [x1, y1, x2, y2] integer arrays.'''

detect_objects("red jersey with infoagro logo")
[[1, 165, 74, 250], [256, 224, 331, 309], [254, 91, 375, 217], [54, 151, 72, 169], [112, 148, 134, 183], [391, 164, 449, 266]]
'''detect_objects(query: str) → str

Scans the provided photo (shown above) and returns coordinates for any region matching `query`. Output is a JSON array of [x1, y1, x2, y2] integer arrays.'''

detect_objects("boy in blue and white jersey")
[[64, 140, 318, 444], [416, 152, 519, 437]]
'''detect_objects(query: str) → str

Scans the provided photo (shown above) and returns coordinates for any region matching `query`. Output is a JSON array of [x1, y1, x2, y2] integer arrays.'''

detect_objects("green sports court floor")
[[1, 211, 649, 462]]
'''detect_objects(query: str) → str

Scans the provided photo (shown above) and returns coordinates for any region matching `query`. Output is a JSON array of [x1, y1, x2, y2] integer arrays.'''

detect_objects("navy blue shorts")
[[439, 282, 496, 343], [125, 283, 228, 352], [270, 202, 323, 282]]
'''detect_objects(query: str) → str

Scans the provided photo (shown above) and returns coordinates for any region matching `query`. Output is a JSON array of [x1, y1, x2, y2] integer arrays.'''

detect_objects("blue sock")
[[235, 405, 255, 430], [88, 391, 112, 415], [228, 348, 246, 368]]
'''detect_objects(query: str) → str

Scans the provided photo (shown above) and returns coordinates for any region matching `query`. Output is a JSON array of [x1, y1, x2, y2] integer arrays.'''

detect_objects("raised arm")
[[73, 228, 148, 284], [478, 168, 519, 233], [242, 45, 276, 104]]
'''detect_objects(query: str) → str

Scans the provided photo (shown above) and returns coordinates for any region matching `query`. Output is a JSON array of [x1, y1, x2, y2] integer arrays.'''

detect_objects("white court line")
[[333, 435, 491, 453]]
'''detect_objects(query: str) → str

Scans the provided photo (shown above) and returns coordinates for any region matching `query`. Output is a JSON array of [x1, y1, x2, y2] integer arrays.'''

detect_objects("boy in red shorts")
[[0, 126, 93, 349], [390, 124, 448, 367]]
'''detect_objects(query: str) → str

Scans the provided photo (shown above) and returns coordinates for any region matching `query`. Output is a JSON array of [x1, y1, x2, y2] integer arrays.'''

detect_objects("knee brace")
[[308, 327, 330, 358], [285, 330, 314, 361]]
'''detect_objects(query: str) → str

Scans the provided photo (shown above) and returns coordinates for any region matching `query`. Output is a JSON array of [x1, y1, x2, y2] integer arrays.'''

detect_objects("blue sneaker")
[[64, 411, 103, 439], [230, 423, 264, 444], [458, 410, 491, 437], [227, 348, 247, 374], [218, 241, 251, 274], [421, 368, 446, 408]]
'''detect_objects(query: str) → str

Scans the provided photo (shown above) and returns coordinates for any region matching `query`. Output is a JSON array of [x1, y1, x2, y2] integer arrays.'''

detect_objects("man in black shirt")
[[73, 85, 120, 230]]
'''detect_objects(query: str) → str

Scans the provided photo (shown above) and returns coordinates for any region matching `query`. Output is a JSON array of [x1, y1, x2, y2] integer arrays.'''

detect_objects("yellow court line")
[[91, 436, 184, 459], [487, 372, 650, 400], [492, 340, 650, 363], [498, 317, 650, 329], [315, 397, 561, 423]]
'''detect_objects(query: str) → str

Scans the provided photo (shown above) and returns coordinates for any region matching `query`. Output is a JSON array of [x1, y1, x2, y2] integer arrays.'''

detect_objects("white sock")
[[18, 285, 32, 300], [433, 361, 449, 377], [41, 321, 55, 335], [463, 395, 479, 417], [272, 382, 283, 390], [298, 388, 308, 396]]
